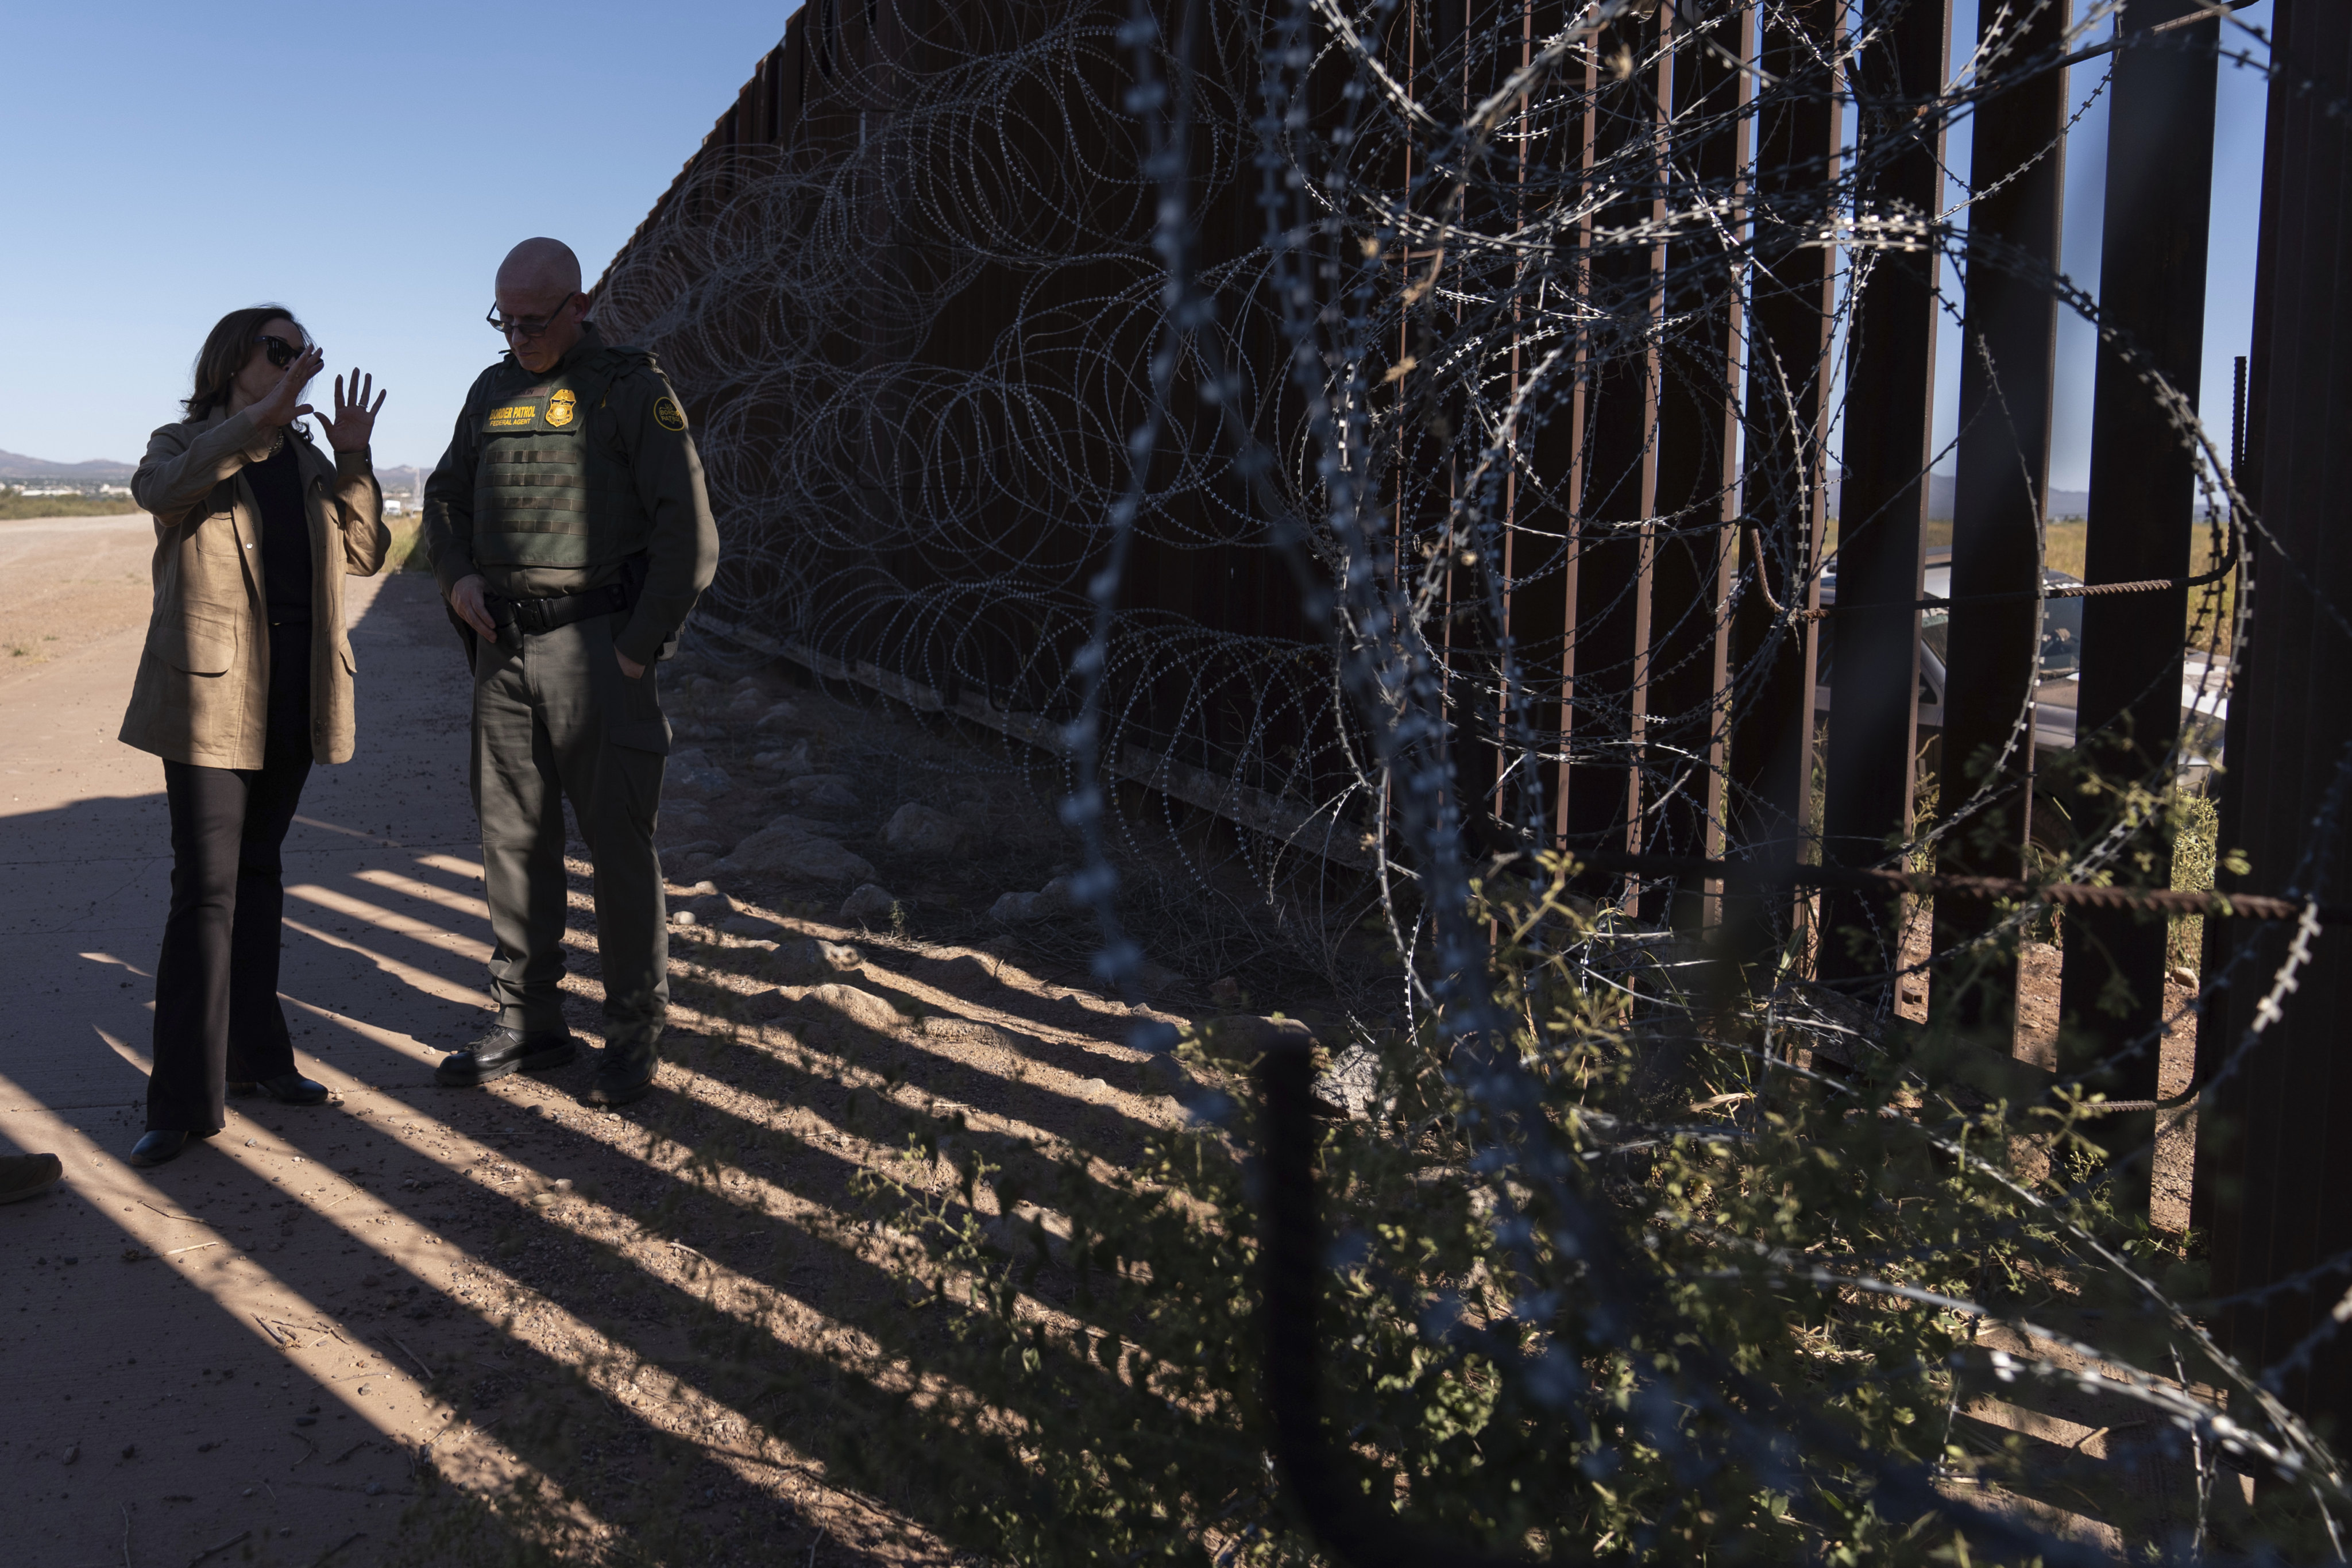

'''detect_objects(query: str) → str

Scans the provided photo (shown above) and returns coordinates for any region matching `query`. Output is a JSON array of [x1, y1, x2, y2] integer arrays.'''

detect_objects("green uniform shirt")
[[423, 323, 719, 666]]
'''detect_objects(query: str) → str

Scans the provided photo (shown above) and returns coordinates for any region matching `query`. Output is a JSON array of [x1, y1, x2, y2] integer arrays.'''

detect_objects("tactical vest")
[[470, 346, 657, 570]]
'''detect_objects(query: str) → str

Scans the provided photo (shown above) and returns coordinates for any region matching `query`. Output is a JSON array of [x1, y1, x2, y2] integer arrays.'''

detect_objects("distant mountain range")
[[1835, 472, 2091, 521], [0, 449, 134, 481]]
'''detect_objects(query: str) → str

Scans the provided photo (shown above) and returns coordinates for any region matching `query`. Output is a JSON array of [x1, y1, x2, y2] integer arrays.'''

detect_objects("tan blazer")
[[120, 406, 389, 769]]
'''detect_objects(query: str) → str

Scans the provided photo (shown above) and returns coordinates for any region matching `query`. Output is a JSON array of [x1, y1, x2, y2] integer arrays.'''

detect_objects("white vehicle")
[[1814, 548, 2226, 778]]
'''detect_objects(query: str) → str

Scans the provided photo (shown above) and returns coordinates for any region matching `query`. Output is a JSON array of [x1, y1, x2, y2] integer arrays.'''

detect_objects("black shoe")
[[582, 1039, 659, 1108], [129, 1129, 215, 1168], [228, 1073, 330, 1106], [435, 1026, 580, 1088], [0, 1153, 62, 1203]]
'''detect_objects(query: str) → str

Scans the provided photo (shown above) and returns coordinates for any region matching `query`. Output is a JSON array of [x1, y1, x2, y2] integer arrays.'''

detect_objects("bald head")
[[497, 237, 582, 298], [493, 238, 590, 372]]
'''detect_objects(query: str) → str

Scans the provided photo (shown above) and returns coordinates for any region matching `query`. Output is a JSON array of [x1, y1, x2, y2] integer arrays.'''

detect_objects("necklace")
[[265, 427, 285, 461]]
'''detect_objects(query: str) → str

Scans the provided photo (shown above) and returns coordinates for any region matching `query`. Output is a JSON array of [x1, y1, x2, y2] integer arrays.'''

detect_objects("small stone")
[[367, 1482, 385, 1496], [665, 841, 721, 861], [2167, 965, 2197, 987], [121, 1443, 137, 1459], [553, 1178, 573, 1190], [671, 909, 698, 926], [752, 701, 800, 734], [1209, 976, 1244, 1008], [840, 883, 897, 924], [989, 890, 1044, 922], [1039, 873, 1078, 907], [883, 803, 963, 856], [61, 1446, 77, 1465], [768, 937, 864, 982], [294, 1415, 316, 1427]]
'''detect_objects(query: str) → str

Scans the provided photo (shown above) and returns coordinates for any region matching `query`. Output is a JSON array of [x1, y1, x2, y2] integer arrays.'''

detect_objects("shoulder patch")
[[652, 396, 687, 432]]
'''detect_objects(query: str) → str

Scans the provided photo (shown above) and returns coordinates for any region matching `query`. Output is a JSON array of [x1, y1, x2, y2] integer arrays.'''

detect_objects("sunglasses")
[[486, 292, 578, 342], [257, 334, 314, 369]]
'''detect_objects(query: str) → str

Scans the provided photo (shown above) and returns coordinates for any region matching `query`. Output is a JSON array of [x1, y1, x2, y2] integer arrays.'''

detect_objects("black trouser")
[[147, 622, 314, 1132]]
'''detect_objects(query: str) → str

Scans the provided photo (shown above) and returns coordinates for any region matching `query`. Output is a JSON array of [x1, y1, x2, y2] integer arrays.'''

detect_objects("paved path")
[[0, 535, 526, 1568]]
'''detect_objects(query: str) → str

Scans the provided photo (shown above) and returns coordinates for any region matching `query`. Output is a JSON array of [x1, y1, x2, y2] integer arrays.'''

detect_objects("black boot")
[[582, 1035, 659, 1107], [128, 1127, 217, 1168], [435, 1026, 580, 1088], [229, 1073, 330, 1105]]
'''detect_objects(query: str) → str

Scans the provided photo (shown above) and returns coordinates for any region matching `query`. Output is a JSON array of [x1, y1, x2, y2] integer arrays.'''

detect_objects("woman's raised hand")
[[246, 345, 325, 429], [318, 369, 387, 454]]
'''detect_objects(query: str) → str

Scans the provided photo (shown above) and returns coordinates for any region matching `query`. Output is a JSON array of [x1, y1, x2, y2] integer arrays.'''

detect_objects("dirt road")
[[0, 512, 1180, 1566]]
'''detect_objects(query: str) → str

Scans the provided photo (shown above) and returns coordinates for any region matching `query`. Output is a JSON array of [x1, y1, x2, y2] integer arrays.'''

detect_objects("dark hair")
[[184, 304, 305, 419]]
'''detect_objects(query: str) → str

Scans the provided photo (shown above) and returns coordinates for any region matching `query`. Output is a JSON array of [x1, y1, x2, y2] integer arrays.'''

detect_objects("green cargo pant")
[[469, 609, 669, 1045]]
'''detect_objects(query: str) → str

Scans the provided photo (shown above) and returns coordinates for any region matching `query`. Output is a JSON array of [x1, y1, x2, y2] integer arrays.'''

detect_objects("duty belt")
[[487, 580, 635, 638]]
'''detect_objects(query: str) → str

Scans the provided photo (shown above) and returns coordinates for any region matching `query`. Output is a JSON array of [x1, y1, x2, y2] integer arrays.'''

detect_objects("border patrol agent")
[[423, 238, 719, 1107]]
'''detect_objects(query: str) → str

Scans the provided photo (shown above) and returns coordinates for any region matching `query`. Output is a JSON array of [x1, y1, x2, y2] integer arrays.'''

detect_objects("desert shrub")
[[854, 859, 2312, 1563]]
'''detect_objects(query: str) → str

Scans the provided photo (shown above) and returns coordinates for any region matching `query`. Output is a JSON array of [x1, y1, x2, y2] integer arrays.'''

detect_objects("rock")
[[1209, 976, 1244, 1009], [927, 953, 998, 993], [744, 988, 793, 1021], [659, 800, 713, 837], [670, 766, 735, 801], [796, 983, 905, 1034], [720, 827, 876, 885], [768, 937, 865, 983], [688, 675, 724, 697], [673, 720, 723, 741], [752, 739, 814, 776], [951, 798, 990, 824], [666, 747, 734, 801], [720, 913, 783, 938], [666, 839, 723, 861], [782, 774, 860, 812], [883, 803, 963, 856], [840, 883, 898, 924], [921, 1015, 1013, 1050], [752, 701, 801, 734], [757, 812, 840, 840], [1039, 873, 1079, 908], [990, 890, 1044, 922], [1311, 1041, 1382, 1122], [673, 889, 724, 926]]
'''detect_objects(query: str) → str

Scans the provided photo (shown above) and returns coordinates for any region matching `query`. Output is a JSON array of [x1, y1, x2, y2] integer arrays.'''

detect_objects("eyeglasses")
[[486, 292, 578, 342], [257, 334, 311, 369]]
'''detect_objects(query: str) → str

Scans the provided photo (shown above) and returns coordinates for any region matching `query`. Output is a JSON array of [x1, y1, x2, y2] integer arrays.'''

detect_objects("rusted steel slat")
[[1725, 0, 1839, 875], [2058, 0, 2220, 1206], [1931, 0, 2070, 1037], [2199, 0, 2352, 1423], [1817, 0, 1951, 994]]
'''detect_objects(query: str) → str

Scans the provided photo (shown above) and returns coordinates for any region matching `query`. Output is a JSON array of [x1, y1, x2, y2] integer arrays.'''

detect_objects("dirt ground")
[[1894, 907, 2200, 1235], [0, 508, 2223, 1565], [0, 528, 1237, 1568], [0, 511, 155, 674]]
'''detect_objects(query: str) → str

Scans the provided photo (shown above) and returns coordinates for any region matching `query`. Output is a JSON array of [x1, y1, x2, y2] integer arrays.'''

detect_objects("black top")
[[248, 435, 312, 624]]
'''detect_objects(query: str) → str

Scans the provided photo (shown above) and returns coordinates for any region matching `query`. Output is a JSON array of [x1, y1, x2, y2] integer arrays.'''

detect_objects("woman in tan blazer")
[[122, 305, 390, 1166]]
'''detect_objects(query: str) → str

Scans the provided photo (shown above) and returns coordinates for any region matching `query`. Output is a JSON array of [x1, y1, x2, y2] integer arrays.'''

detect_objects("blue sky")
[[1930, 0, 2274, 492], [0, 2, 2276, 489], [0, 2, 804, 472]]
